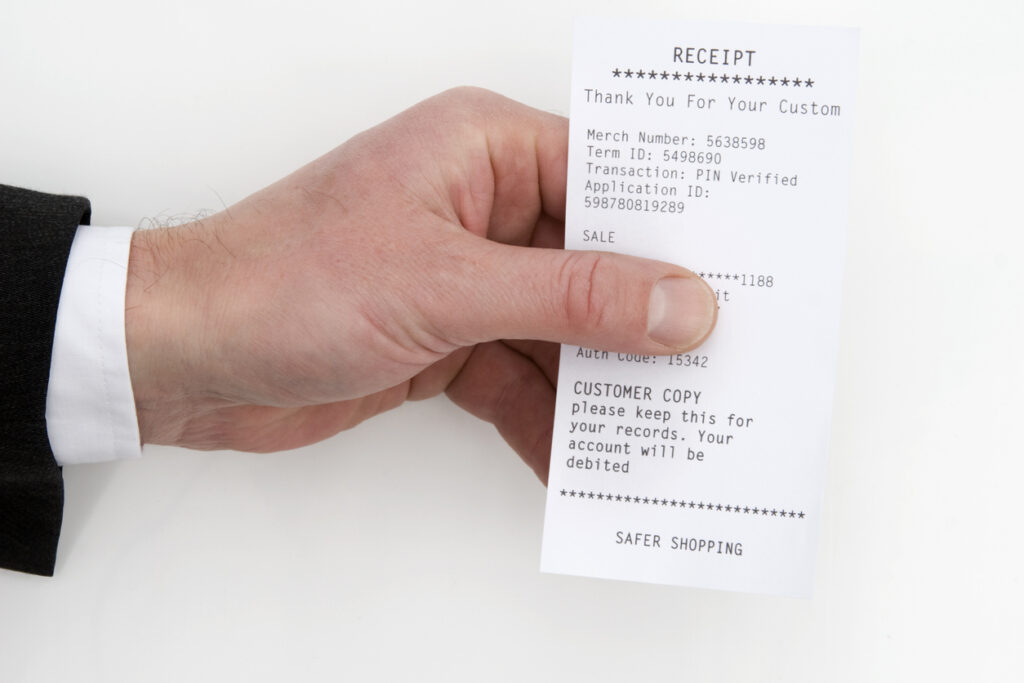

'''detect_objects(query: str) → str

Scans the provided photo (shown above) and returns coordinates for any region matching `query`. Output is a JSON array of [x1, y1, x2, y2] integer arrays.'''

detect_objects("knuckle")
[[432, 86, 498, 114], [442, 85, 492, 100]]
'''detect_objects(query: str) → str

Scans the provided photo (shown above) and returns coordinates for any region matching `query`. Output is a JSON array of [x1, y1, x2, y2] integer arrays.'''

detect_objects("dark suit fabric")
[[0, 184, 90, 576]]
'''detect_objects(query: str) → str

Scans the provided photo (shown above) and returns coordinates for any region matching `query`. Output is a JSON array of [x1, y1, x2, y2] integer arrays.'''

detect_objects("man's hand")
[[124, 87, 717, 482]]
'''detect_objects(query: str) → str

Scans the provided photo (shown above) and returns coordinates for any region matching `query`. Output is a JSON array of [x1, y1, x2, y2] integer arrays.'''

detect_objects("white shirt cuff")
[[46, 225, 142, 465]]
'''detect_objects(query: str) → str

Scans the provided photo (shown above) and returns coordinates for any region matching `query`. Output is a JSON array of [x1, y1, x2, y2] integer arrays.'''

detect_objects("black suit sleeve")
[[0, 184, 91, 576]]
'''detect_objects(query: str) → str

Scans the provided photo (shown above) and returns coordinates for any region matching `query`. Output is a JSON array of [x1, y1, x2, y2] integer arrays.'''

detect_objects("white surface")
[[47, 225, 141, 465], [1, 0, 1021, 680]]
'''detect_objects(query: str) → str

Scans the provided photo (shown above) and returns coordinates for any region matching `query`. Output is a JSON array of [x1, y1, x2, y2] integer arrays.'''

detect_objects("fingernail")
[[647, 277, 717, 348]]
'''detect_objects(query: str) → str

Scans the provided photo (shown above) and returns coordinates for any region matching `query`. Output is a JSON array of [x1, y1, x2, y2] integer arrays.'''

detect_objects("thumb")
[[445, 239, 718, 353]]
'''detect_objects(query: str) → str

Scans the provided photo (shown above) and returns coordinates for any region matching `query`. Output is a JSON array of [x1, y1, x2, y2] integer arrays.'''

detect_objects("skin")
[[124, 87, 716, 483]]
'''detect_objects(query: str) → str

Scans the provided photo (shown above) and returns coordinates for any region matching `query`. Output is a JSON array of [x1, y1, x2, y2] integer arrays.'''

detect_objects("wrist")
[[125, 226, 210, 445]]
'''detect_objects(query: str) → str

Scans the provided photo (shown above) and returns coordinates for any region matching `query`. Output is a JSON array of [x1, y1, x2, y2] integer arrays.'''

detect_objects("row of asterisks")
[[612, 68, 814, 87], [560, 489, 805, 518], [699, 272, 741, 280], [696, 272, 771, 281]]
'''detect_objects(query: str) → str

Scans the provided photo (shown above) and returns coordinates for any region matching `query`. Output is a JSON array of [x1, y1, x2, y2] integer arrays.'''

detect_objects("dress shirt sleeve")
[[45, 225, 142, 465]]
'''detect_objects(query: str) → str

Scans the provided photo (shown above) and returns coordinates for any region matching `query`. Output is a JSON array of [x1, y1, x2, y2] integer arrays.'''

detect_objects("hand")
[[124, 87, 717, 482]]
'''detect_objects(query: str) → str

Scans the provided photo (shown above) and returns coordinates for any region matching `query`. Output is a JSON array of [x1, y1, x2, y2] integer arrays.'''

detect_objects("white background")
[[1, 0, 1021, 680]]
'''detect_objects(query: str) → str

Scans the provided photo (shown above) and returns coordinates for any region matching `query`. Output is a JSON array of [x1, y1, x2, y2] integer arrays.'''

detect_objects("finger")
[[433, 238, 718, 355], [420, 88, 567, 247], [502, 339, 559, 387], [530, 213, 565, 250], [406, 347, 474, 400], [481, 104, 568, 246], [445, 341, 555, 483]]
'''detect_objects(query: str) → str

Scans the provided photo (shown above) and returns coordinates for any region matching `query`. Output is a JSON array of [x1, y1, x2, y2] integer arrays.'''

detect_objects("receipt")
[[540, 18, 858, 596]]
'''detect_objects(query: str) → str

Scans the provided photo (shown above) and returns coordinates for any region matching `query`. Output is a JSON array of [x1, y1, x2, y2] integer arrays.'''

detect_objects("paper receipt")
[[540, 18, 858, 596]]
